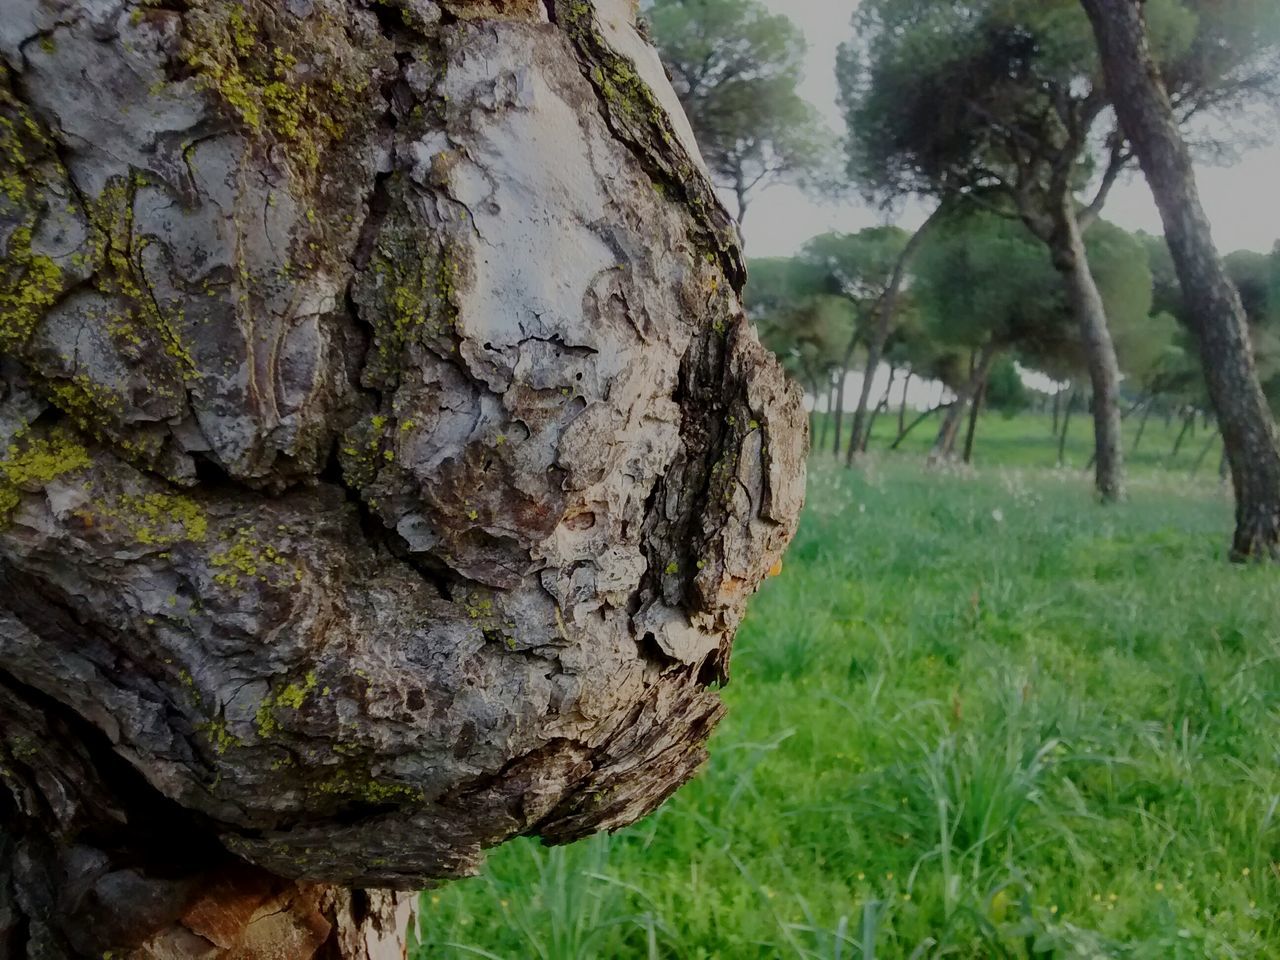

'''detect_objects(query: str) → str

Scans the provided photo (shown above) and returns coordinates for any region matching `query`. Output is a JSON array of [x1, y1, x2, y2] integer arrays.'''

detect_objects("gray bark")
[[0, 0, 806, 955], [1082, 0, 1280, 558]]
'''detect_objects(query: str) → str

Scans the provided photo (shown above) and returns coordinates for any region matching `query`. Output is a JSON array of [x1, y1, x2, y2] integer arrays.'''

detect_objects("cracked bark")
[[0, 1, 806, 956]]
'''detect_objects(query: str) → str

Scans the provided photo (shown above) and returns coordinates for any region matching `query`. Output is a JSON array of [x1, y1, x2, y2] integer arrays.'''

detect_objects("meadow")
[[411, 412, 1280, 959]]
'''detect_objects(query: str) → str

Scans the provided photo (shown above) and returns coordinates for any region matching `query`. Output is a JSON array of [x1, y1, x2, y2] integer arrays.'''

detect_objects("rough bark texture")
[[1082, 0, 1280, 557], [1049, 205, 1125, 502], [0, 0, 807, 955]]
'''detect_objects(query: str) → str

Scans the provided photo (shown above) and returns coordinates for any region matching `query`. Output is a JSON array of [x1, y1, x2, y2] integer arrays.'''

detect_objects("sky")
[[744, 0, 1280, 260]]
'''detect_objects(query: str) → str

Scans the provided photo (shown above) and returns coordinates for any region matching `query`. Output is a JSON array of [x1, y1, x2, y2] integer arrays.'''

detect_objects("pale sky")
[[743, 0, 1280, 259]]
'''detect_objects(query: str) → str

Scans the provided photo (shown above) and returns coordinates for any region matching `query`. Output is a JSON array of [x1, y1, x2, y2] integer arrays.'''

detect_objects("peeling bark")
[[0, 0, 806, 955]]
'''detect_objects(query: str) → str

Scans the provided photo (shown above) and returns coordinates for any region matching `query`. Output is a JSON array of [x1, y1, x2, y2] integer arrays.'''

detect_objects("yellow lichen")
[[0, 428, 92, 522]]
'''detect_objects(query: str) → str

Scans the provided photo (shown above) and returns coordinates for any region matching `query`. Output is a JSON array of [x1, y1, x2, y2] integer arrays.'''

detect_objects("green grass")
[[818, 407, 1224, 475], [412, 414, 1280, 959]]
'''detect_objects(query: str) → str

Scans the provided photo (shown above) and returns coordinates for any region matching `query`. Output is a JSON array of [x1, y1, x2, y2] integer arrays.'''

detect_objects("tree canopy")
[[647, 0, 834, 225]]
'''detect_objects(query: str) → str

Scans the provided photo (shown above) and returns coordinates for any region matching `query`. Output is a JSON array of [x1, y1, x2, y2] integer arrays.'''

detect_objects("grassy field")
[[411, 413, 1280, 959]]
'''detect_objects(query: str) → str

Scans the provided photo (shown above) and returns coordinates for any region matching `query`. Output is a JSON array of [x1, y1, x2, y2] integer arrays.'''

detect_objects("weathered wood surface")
[[0, 0, 806, 954]]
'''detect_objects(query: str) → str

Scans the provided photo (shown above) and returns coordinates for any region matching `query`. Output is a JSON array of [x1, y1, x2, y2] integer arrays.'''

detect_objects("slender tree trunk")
[[807, 377, 820, 446], [845, 207, 946, 463], [818, 377, 835, 452], [1191, 431, 1219, 476], [1132, 399, 1153, 453], [962, 365, 991, 464], [892, 403, 952, 451], [899, 372, 912, 437], [860, 365, 897, 454], [0, 0, 808, 953], [1082, 0, 1280, 557], [1052, 389, 1061, 436], [829, 363, 849, 463], [1170, 412, 1195, 462], [929, 344, 998, 465], [1058, 386, 1076, 467], [1048, 205, 1126, 501]]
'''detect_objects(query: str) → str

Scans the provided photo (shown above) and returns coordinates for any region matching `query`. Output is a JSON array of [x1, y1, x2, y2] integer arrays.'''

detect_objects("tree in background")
[[746, 258, 856, 440], [647, 0, 834, 228], [840, 0, 1144, 498], [799, 228, 911, 457], [840, 0, 1278, 502], [912, 212, 1071, 463], [1084, 0, 1280, 557]]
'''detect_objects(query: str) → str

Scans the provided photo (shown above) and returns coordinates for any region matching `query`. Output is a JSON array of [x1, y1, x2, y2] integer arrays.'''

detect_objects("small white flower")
[[991, 508, 1004, 523], [859, 503, 867, 514]]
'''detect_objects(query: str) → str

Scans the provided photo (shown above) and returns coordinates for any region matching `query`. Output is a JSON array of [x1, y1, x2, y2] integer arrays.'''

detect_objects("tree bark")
[[1048, 205, 1126, 501], [1051, 389, 1061, 437], [844, 207, 943, 464], [0, 0, 806, 955], [1081, 0, 1280, 557], [928, 344, 997, 465]]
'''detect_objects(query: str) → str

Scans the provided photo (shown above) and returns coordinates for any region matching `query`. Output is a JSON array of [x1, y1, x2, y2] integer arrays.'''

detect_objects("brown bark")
[[1048, 205, 1126, 501], [845, 207, 944, 465], [0, 0, 806, 954], [1081, 0, 1280, 557]]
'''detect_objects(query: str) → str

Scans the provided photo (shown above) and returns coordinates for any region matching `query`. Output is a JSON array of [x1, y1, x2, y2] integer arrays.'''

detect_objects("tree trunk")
[[892, 402, 950, 451], [1082, 0, 1280, 558], [962, 364, 991, 465], [1048, 206, 1126, 501], [831, 351, 854, 458], [860, 365, 897, 454], [1058, 386, 1076, 467], [0, 1, 807, 955], [845, 207, 944, 464], [898, 372, 911, 437], [806, 377, 820, 446], [1132, 399, 1153, 453], [818, 377, 835, 452], [928, 344, 997, 465], [1170, 412, 1195, 461], [1052, 389, 1061, 436], [1191, 431, 1219, 476]]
